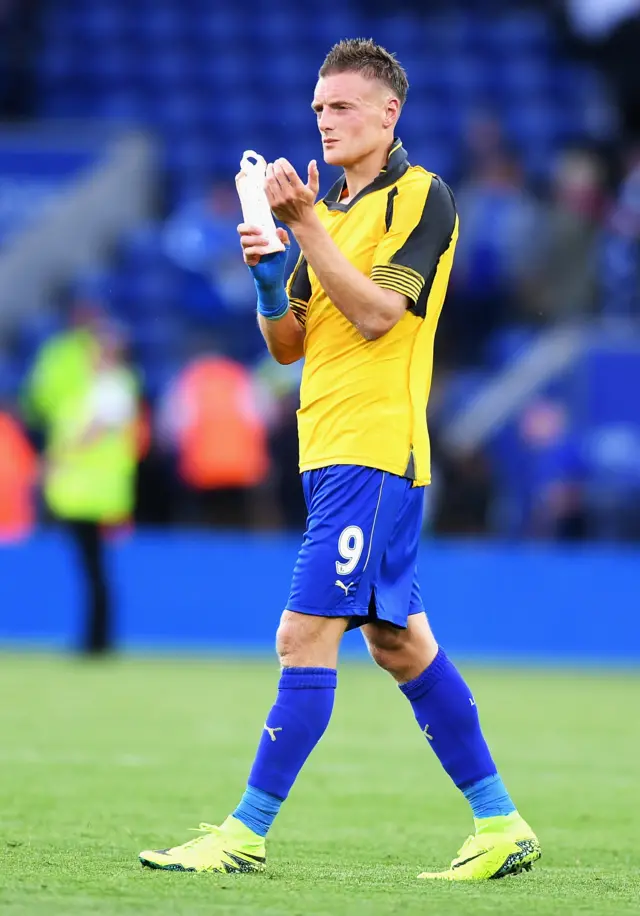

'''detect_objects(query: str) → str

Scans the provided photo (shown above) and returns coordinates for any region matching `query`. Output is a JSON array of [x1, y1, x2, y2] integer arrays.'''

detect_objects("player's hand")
[[265, 158, 319, 227], [237, 224, 290, 267]]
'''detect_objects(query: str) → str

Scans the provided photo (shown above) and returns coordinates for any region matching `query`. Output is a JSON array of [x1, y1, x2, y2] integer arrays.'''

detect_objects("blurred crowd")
[[0, 1, 640, 547], [1, 119, 638, 547]]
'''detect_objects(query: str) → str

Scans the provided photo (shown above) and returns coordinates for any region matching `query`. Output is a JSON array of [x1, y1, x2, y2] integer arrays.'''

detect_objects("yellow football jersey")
[[287, 140, 459, 487]]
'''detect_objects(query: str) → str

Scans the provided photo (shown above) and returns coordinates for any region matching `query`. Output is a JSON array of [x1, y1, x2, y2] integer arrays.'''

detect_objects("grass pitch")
[[0, 652, 638, 915]]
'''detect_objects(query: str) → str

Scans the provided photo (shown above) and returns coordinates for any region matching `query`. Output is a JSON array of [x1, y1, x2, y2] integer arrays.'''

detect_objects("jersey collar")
[[322, 138, 409, 212]]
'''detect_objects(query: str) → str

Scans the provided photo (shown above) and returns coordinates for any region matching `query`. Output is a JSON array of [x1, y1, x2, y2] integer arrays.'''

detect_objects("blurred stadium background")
[[0, 0, 639, 659], [1, 3, 640, 913]]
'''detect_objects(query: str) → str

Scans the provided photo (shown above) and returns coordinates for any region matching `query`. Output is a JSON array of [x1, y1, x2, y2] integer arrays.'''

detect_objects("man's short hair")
[[319, 38, 409, 107]]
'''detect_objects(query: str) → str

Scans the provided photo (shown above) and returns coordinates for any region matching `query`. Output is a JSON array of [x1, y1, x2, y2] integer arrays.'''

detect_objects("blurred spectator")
[[446, 147, 543, 365], [562, 0, 640, 135], [601, 145, 640, 319], [162, 181, 254, 320], [157, 353, 270, 528], [0, 400, 38, 541], [523, 148, 606, 324], [518, 398, 587, 540], [430, 436, 494, 536], [22, 305, 140, 654], [583, 422, 640, 540]]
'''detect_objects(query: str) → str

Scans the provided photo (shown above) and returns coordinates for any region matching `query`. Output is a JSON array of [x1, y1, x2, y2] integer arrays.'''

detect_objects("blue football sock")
[[231, 785, 282, 838], [232, 666, 337, 836], [462, 774, 516, 820], [400, 648, 514, 818]]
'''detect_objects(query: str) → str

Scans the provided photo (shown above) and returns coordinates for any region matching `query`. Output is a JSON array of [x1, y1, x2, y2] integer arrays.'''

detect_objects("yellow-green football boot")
[[418, 812, 541, 880], [139, 817, 266, 874]]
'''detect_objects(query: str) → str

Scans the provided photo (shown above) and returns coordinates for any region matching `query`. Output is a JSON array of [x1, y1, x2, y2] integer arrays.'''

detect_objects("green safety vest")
[[24, 329, 138, 523]]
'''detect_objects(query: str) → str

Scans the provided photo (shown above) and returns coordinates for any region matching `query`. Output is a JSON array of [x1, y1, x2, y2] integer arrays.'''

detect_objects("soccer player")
[[139, 38, 541, 881]]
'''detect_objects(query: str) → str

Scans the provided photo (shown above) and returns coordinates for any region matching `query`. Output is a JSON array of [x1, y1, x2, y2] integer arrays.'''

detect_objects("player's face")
[[312, 72, 397, 168]]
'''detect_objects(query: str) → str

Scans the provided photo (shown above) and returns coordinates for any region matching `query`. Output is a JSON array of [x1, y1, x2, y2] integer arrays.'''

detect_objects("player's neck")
[[342, 140, 393, 204]]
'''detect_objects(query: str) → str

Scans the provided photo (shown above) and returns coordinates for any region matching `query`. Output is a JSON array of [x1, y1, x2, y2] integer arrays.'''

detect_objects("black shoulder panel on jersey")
[[289, 255, 312, 303], [385, 186, 399, 232], [392, 177, 457, 318]]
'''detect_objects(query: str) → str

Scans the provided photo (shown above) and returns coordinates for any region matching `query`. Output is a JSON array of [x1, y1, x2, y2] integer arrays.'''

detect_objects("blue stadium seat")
[[165, 136, 214, 184], [150, 89, 207, 131], [312, 13, 360, 47], [197, 52, 255, 91], [505, 101, 559, 147], [424, 13, 478, 55], [263, 52, 317, 94], [135, 6, 189, 45], [496, 56, 552, 102], [194, 10, 247, 46], [245, 11, 300, 46], [83, 45, 138, 89], [39, 90, 93, 119], [439, 55, 493, 105], [99, 90, 148, 123], [120, 223, 166, 266], [142, 50, 200, 90], [37, 45, 76, 87], [487, 11, 552, 56], [71, 5, 129, 43], [41, 7, 81, 42], [117, 262, 182, 312], [368, 15, 425, 55]]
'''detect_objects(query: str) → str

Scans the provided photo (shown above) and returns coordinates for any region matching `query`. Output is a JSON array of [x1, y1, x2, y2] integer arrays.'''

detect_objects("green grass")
[[0, 653, 638, 915]]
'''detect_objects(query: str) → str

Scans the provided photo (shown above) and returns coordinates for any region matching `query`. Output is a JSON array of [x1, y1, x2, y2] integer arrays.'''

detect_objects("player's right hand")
[[238, 224, 290, 267]]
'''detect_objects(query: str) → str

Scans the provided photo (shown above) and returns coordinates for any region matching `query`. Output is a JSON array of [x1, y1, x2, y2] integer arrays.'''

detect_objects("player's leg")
[[139, 465, 388, 874], [67, 520, 111, 654], [359, 479, 540, 880], [138, 609, 346, 874], [228, 610, 345, 839], [364, 613, 540, 879]]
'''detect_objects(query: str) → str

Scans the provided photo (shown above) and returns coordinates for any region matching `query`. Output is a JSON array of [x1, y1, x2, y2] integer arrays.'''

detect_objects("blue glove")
[[249, 245, 290, 321]]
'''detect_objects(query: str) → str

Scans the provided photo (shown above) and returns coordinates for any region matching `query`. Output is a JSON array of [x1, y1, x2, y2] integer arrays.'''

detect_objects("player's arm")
[[266, 159, 456, 340], [256, 310, 304, 365], [290, 216, 407, 341], [239, 224, 305, 365], [265, 159, 405, 341], [369, 176, 458, 321]]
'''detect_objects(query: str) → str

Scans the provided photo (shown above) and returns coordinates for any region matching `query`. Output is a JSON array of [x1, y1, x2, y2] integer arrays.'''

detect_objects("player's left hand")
[[265, 158, 319, 227]]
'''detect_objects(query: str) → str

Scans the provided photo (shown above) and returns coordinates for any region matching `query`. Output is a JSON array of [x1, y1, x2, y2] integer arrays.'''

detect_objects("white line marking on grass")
[[0, 750, 156, 767]]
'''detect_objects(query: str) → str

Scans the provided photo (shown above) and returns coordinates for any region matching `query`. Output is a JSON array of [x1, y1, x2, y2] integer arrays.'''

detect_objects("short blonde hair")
[[319, 38, 409, 106]]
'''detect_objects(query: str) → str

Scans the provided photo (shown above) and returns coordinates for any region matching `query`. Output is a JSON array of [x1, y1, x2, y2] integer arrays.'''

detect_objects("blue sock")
[[232, 666, 337, 836], [463, 774, 516, 820], [400, 648, 515, 818], [232, 786, 282, 838]]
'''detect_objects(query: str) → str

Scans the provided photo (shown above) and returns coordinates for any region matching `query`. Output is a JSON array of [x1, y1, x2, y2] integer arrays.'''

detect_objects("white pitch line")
[[0, 750, 156, 767]]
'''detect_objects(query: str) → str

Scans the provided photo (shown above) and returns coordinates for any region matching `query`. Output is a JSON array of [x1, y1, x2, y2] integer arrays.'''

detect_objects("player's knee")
[[275, 611, 344, 668], [275, 615, 303, 664], [366, 627, 407, 673]]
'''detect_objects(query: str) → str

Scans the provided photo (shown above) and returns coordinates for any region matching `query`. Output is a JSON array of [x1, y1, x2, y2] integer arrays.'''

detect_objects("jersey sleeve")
[[371, 176, 457, 316], [286, 252, 311, 329]]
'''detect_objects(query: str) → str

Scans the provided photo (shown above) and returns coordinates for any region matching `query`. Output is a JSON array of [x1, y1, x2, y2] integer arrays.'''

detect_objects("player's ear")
[[383, 97, 400, 129]]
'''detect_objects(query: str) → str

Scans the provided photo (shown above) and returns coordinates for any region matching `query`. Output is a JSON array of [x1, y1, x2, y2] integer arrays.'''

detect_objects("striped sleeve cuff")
[[371, 264, 424, 304], [289, 297, 308, 328]]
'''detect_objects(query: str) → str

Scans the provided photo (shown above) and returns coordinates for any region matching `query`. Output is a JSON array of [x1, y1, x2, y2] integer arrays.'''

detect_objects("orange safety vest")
[[177, 357, 269, 489], [0, 412, 38, 541]]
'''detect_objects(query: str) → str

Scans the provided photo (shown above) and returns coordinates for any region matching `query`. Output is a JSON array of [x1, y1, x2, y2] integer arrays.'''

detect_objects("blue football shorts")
[[286, 465, 425, 629]]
